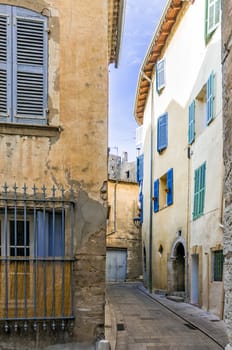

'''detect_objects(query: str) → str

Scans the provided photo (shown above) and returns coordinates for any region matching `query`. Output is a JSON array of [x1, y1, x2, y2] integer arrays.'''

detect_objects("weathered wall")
[[0, 0, 110, 348], [107, 180, 142, 280], [222, 0, 232, 346]]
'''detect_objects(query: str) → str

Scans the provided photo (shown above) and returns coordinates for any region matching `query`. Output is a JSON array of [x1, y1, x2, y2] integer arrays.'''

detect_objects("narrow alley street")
[[105, 283, 228, 350]]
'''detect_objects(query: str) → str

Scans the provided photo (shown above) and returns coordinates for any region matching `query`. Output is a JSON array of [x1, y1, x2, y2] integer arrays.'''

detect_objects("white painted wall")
[[140, 0, 223, 316]]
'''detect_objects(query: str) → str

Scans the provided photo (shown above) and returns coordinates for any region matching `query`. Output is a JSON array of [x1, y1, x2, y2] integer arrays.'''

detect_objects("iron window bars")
[[0, 183, 75, 332]]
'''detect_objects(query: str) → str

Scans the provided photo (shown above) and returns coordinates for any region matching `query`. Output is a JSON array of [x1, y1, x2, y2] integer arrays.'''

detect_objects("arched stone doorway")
[[168, 237, 186, 294], [173, 243, 185, 291]]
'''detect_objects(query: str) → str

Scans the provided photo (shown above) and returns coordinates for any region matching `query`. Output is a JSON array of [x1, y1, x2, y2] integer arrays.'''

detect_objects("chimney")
[[121, 151, 128, 163]]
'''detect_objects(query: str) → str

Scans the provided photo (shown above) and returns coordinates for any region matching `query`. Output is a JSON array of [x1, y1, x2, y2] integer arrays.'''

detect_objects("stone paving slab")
[[105, 283, 228, 350], [138, 284, 228, 348]]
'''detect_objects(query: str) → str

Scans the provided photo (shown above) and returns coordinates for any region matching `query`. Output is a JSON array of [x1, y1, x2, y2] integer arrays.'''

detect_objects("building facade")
[[0, 0, 125, 348], [222, 1, 232, 347], [134, 0, 224, 317], [106, 153, 142, 282]]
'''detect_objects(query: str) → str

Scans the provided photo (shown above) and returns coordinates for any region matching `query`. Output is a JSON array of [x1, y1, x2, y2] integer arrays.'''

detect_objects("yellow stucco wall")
[[0, 0, 116, 347], [107, 180, 142, 280]]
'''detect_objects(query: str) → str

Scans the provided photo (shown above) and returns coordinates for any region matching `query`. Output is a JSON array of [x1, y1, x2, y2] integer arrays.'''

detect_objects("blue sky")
[[109, 0, 167, 161]]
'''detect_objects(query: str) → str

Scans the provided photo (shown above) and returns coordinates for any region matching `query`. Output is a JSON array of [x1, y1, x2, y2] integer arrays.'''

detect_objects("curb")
[[138, 284, 228, 349]]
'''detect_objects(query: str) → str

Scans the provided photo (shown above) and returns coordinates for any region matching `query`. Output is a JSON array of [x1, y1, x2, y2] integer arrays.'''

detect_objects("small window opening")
[[158, 244, 163, 256]]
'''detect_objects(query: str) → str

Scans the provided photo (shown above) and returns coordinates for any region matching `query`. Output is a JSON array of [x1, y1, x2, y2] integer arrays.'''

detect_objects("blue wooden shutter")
[[166, 168, 173, 206], [0, 5, 11, 121], [188, 100, 195, 144], [139, 192, 143, 224], [137, 154, 144, 183], [206, 72, 215, 124], [153, 179, 159, 212], [157, 113, 168, 152], [13, 7, 48, 124]]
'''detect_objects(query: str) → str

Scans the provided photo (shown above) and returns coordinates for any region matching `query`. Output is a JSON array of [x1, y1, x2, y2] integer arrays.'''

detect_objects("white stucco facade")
[[137, 0, 223, 317]]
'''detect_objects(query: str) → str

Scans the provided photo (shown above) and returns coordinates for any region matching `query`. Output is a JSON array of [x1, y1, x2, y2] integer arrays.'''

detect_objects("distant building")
[[106, 153, 142, 282], [108, 152, 137, 182]]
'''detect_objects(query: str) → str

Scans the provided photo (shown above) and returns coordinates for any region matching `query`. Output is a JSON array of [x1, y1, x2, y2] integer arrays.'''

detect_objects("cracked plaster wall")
[[0, 0, 109, 347]]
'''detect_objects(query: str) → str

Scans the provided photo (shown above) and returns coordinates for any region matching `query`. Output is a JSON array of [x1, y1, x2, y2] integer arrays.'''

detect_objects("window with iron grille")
[[212, 250, 223, 282], [0, 184, 74, 332], [0, 5, 48, 124]]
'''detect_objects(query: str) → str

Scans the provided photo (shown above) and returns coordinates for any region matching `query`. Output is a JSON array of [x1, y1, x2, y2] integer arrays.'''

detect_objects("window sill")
[[0, 123, 63, 137], [193, 213, 204, 221]]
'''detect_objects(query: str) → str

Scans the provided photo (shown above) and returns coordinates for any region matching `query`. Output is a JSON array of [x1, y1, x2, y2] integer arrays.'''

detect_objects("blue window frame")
[[157, 113, 168, 153], [153, 179, 159, 213], [0, 5, 48, 124], [206, 72, 215, 125], [188, 100, 195, 144], [156, 58, 165, 92], [153, 168, 173, 212], [137, 154, 144, 183]]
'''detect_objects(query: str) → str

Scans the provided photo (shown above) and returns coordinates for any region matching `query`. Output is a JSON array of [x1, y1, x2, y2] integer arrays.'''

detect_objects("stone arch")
[[168, 236, 186, 293], [170, 236, 186, 258]]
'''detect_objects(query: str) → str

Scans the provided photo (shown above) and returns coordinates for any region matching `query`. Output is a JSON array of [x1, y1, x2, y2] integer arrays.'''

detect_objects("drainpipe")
[[186, 146, 191, 301], [142, 72, 154, 294]]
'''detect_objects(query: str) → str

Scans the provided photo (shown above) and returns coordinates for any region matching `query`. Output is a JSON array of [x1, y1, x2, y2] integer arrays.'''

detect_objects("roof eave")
[[133, 0, 187, 125]]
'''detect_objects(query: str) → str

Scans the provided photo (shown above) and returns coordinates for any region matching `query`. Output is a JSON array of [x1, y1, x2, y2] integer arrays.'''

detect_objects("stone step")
[[166, 295, 184, 302]]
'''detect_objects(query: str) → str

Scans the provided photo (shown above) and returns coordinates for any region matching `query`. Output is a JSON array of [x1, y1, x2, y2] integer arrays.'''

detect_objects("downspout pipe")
[[142, 72, 154, 294]]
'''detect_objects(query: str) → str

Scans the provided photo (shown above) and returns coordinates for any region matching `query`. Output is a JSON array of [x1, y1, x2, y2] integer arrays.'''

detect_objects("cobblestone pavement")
[[105, 283, 228, 350]]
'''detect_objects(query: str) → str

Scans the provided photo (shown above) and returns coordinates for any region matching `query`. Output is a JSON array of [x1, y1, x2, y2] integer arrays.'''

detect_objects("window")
[[193, 162, 206, 219], [188, 100, 195, 145], [156, 58, 165, 92], [0, 5, 48, 124], [0, 184, 74, 326], [37, 212, 65, 257], [154, 168, 173, 212], [212, 250, 223, 281], [206, 72, 215, 124], [0, 219, 32, 256], [205, 0, 221, 41], [10, 220, 30, 256], [157, 113, 168, 153], [137, 153, 144, 183]]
